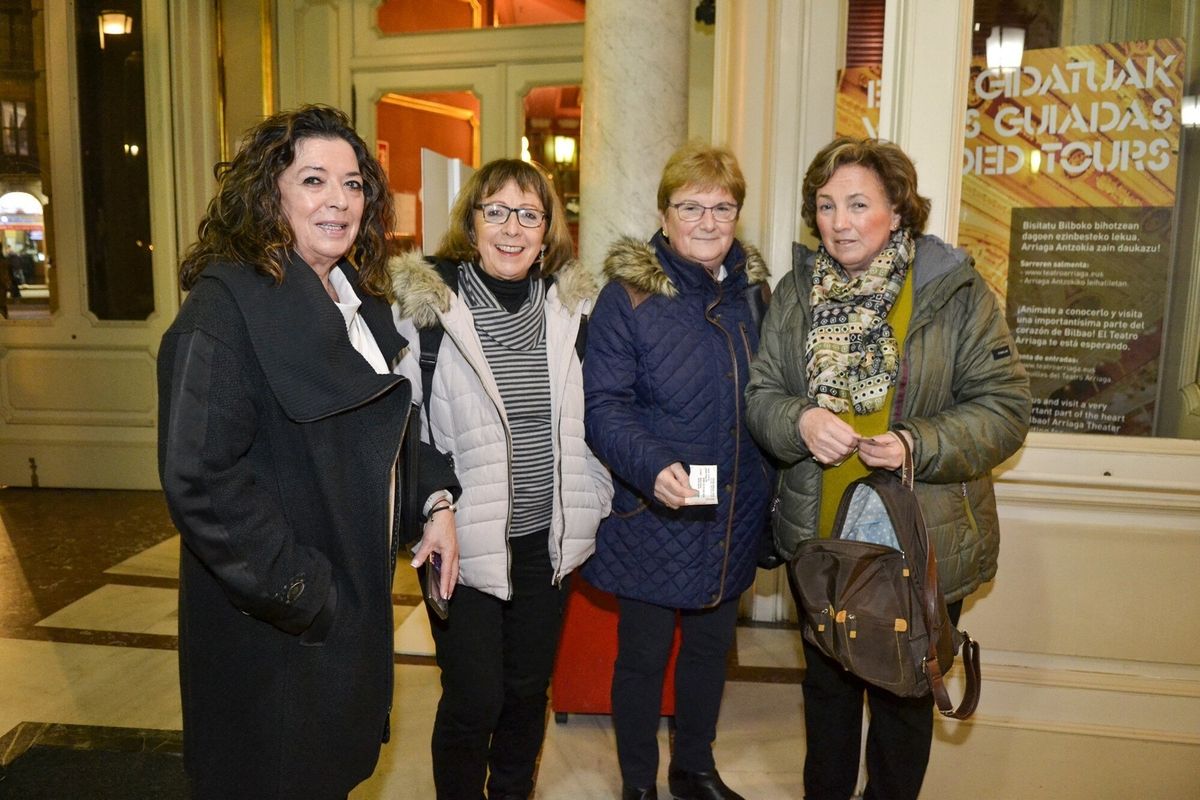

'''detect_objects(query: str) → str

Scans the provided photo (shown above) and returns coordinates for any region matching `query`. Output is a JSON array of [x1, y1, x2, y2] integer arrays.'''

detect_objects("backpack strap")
[[417, 260, 460, 420], [543, 274, 588, 362], [574, 315, 588, 362]]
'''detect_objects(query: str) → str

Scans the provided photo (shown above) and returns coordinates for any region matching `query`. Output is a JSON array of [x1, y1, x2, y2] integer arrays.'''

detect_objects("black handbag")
[[789, 437, 981, 718]]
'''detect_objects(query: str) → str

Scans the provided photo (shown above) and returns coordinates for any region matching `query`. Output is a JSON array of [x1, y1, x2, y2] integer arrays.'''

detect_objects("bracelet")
[[424, 500, 456, 523]]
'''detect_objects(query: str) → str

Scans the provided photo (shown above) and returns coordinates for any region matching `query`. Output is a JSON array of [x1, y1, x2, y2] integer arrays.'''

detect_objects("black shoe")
[[667, 767, 745, 800], [622, 786, 658, 800]]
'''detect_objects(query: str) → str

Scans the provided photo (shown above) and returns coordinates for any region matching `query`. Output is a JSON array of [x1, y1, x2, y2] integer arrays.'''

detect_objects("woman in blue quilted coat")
[[582, 143, 772, 800]]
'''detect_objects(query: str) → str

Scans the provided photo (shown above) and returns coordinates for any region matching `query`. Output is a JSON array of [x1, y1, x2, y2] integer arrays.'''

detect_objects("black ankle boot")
[[622, 786, 658, 800], [667, 766, 745, 800]]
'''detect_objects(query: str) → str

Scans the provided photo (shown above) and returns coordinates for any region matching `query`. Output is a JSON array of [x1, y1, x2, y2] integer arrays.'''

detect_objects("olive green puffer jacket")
[[745, 235, 1030, 603]]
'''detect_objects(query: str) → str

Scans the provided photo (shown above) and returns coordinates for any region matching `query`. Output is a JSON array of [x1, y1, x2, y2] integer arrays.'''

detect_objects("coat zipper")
[[702, 287, 740, 608], [437, 311, 518, 599]]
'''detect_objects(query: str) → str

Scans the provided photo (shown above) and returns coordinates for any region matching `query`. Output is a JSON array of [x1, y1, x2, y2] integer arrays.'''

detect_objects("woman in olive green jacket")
[[745, 170, 1029, 605], [744, 137, 1030, 800], [747, 233, 1030, 601]]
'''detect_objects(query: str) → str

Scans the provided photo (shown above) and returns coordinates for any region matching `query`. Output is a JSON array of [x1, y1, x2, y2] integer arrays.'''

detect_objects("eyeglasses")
[[667, 201, 740, 223], [474, 202, 546, 228]]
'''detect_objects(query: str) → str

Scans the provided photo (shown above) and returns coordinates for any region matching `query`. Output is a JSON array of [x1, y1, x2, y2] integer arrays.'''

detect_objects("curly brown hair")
[[179, 105, 395, 294], [801, 137, 931, 238], [435, 159, 574, 276]]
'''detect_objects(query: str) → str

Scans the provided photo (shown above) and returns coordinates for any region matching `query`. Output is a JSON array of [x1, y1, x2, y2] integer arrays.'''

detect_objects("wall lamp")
[[553, 135, 576, 166], [98, 11, 133, 49], [986, 26, 1024, 73]]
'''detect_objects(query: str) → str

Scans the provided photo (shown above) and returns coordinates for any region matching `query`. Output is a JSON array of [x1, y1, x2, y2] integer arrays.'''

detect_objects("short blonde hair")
[[801, 137, 931, 238], [656, 142, 746, 213], [436, 159, 574, 275]]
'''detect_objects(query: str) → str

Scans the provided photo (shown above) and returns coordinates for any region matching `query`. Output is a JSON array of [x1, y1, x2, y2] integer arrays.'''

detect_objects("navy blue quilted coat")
[[582, 232, 772, 609]]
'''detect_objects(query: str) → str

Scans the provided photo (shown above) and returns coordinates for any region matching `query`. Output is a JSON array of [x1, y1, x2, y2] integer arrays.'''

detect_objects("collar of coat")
[[200, 252, 405, 423], [602, 233, 769, 300], [388, 249, 600, 330]]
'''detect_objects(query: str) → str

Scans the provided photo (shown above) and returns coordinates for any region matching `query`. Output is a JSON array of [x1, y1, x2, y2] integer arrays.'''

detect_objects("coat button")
[[286, 579, 305, 603]]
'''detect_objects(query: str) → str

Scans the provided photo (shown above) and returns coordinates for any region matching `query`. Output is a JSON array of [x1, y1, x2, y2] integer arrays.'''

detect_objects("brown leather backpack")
[[789, 438, 981, 718]]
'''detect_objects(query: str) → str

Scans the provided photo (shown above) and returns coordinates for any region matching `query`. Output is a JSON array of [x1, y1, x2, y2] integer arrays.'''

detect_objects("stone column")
[[579, 0, 692, 269]]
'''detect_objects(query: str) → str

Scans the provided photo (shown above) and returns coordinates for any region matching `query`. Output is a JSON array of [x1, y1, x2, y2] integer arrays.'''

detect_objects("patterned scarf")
[[806, 228, 912, 414]]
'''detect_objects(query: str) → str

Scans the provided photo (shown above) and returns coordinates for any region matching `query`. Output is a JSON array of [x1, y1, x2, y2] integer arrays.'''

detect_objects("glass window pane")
[[376, 91, 480, 252], [376, 0, 584, 36], [522, 84, 580, 249], [76, 1, 153, 320], [837, 0, 885, 139], [962, 0, 1199, 438], [0, 2, 51, 321]]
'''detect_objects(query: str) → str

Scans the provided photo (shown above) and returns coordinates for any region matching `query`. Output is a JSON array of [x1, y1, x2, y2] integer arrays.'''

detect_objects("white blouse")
[[329, 268, 390, 375]]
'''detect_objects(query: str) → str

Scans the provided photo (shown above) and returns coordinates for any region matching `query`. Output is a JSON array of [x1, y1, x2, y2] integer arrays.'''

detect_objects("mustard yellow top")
[[817, 270, 914, 538]]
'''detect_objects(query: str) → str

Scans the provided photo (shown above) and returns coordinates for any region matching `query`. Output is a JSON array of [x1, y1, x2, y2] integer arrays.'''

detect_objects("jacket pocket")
[[300, 581, 339, 647]]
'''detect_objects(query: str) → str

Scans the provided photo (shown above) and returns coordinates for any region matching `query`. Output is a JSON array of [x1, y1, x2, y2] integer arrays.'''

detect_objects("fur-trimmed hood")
[[602, 235, 769, 299], [388, 249, 599, 328]]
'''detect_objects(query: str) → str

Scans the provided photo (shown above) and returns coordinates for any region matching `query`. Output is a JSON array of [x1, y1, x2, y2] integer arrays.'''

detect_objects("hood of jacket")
[[603, 235, 769, 299], [388, 249, 599, 328]]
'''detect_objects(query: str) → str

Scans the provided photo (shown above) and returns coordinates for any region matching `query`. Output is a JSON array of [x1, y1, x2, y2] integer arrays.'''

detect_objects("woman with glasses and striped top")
[[389, 159, 613, 800]]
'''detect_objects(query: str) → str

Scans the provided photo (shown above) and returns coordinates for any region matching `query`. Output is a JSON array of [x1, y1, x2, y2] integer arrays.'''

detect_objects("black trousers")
[[428, 532, 566, 800], [611, 595, 740, 788], [800, 601, 963, 800]]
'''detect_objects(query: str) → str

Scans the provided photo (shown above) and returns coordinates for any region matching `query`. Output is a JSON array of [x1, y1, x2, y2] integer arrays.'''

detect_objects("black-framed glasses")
[[474, 202, 546, 228], [667, 201, 740, 223]]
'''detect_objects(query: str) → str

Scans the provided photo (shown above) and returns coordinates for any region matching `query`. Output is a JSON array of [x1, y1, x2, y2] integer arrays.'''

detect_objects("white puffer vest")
[[390, 252, 613, 600]]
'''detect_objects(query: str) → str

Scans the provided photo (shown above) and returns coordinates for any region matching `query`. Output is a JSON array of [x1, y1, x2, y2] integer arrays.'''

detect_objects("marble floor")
[[0, 487, 812, 799], [3, 487, 1194, 798]]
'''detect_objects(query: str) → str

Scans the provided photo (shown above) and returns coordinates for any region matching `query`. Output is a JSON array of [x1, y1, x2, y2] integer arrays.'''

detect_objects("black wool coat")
[[157, 255, 456, 799]]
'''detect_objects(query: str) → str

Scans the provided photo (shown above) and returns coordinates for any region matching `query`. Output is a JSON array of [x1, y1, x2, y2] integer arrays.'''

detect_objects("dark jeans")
[[428, 532, 566, 800], [612, 595, 739, 788], [800, 600, 963, 800]]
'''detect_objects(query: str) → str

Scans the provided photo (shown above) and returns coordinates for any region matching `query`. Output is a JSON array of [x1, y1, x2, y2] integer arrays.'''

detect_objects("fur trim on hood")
[[602, 236, 769, 299], [388, 250, 599, 329]]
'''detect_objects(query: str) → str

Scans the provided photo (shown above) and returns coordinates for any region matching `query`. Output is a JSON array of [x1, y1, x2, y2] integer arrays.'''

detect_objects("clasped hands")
[[798, 407, 912, 471]]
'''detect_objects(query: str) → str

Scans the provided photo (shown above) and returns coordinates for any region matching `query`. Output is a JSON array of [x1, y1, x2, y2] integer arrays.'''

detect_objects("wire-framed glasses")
[[474, 202, 546, 228], [667, 201, 740, 223]]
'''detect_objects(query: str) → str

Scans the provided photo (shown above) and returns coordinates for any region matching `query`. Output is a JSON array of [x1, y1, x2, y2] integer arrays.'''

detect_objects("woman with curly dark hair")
[[158, 105, 459, 799]]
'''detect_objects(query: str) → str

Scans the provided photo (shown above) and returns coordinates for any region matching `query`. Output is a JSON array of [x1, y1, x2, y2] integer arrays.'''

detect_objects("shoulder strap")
[[417, 260, 460, 420], [863, 436, 981, 719], [574, 315, 588, 362], [543, 274, 589, 362]]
